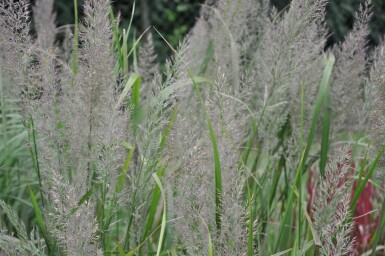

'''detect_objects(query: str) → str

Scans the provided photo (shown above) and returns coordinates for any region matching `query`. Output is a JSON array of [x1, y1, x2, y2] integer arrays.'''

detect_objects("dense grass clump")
[[1, 0, 385, 255]]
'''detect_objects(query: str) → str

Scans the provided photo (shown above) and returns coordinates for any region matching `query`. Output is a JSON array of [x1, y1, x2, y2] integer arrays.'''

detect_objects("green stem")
[[29, 116, 45, 208]]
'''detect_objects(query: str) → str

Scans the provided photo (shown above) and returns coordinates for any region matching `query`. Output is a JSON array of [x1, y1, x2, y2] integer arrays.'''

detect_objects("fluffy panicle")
[[58, 26, 75, 65], [29, 56, 65, 193], [0, 200, 45, 255], [63, 0, 126, 183], [255, 0, 327, 154], [331, 1, 371, 135], [214, 170, 248, 255], [369, 37, 385, 185], [170, 66, 250, 254], [0, 0, 31, 48], [312, 146, 355, 255], [183, 15, 211, 75], [0, 0, 33, 105], [208, 73, 251, 255], [1, 0, 126, 252], [0, 200, 28, 241], [53, 4, 127, 251], [118, 39, 190, 252], [183, 0, 265, 146], [170, 0, 330, 252], [33, 0, 56, 48], [136, 38, 189, 171], [188, 0, 329, 162], [0, 232, 27, 256], [0, 0, 380, 254], [0, 0, 63, 192], [46, 170, 101, 255], [138, 33, 159, 98], [168, 55, 215, 253], [186, 0, 267, 80]]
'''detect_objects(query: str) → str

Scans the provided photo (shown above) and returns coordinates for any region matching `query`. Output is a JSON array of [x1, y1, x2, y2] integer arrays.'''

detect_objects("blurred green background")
[[33, 0, 385, 60]]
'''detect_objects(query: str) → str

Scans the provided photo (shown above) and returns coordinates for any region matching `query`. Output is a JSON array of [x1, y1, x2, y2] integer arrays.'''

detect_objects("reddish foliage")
[[307, 167, 316, 220], [351, 180, 379, 253]]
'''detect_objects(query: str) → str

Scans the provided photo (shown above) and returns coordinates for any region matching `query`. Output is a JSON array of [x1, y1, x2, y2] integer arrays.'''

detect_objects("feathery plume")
[[331, 1, 371, 134], [313, 146, 355, 255], [0, 200, 45, 255], [62, 0, 126, 182], [368, 36, 385, 184], [138, 33, 159, 98], [33, 0, 56, 48], [46, 170, 101, 255], [0, 0, 34, 105]]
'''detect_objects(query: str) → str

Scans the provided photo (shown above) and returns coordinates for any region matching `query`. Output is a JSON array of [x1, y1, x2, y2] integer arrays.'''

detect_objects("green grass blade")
[[275, 53, 335, 252], [351, 144, 385, 212], [115, 146, 135, 194], [116, 73, 141, 109], [122, 28, 130, 76], [302, 53, 335, 175], [125, 2, 135, 44], [132, 74, 141, 108], [133, 33, 138, 73], [208, 232, 214, 256], [141, 179, 161, 243], [138, 107, 178, 252], [247, 181, 255, 256], [126, 27, 151, 63], [104, 145, 135, 249], [319, 87, 331, 176], [195, 210, 214, 256], [152, 173, 167, 256], [108, 2, 123, 67], [69, 183, 98, 215], [208, 118, 223, 232], [188, 70, 223, 232], [28, 185, 53, 254], [28, 116, 44, 208], [125, 217, 174, 256], [303, 204, 321, 247], [271, 248, 292, 256], [140, 167, 166, 247], [350, 150, 368, 214], [110, 1, 135, 71], [371, 197, 385, 256]]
